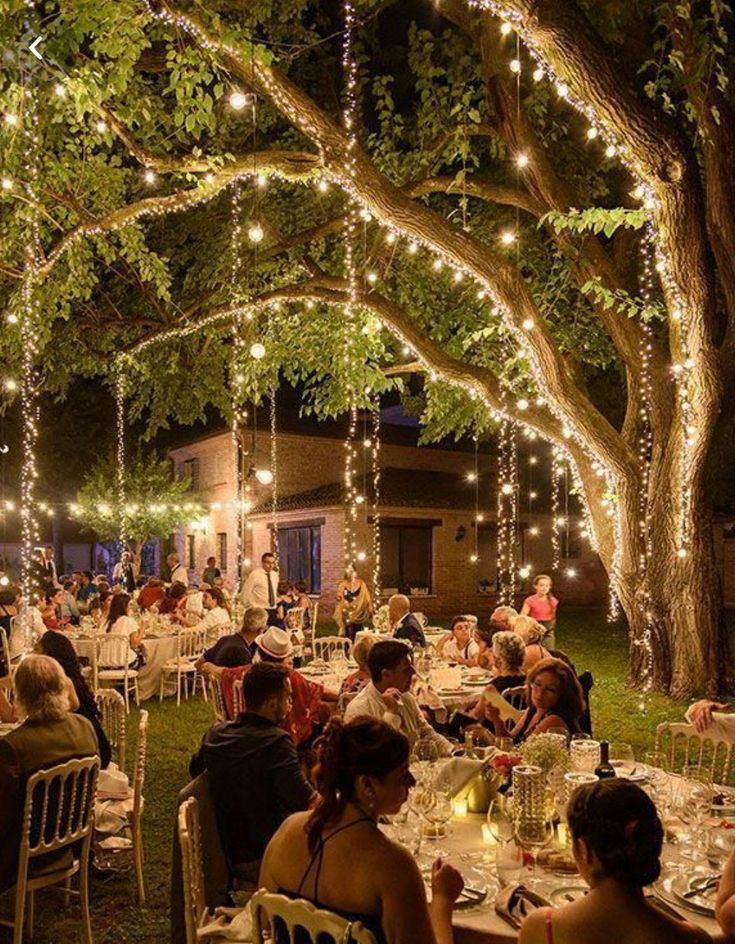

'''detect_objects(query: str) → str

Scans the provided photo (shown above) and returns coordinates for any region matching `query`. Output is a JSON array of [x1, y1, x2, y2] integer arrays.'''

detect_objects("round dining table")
[[73, 633, 178, 701]]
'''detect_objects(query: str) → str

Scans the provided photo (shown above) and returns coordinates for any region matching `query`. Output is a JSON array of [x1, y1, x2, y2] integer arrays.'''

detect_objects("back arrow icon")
[[29, 36, 44, 60]]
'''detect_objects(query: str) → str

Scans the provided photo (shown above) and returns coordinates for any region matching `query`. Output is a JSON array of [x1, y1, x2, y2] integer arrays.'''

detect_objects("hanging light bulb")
[[1, 177, 13, 191], [229, 90, 249, 110], [407, 241, 418, 254], [359, 208, 372, 222], [356, 550, 367, 562], [470, 553, 479, 563], [519, 565, 531, 579], [529, 526, 539, 536], [366, 271, 378, 284], [432, 258, 443, 270], [4, 113, 18, 126], [532, 67, 544, 82], [317, 178, 329, 193], [385, 232, 396, 244], [500, 21, 513, 35], [95, 119, 107, 133], [255, 468, 274, 485], [466, 471, 478, 483], [556, 83, 569, 98], [6, 313, 18, 324], [500, 231, 516, 245], [517, 398, 529, 410], [247, 222, 264, 243], [565, 567, 577, 578], [586, 126, 598, 140], [501, 482, 513, 495], [509, 59, 521, 74], [522, 317, 534, 330], [3, 378, 18, 392], [453, 270, 463, 283], [605, 144, 616, 158], [256, 174, 268, 188], [143, 168, 157, 185], [515, 152, 529, 169], [250, 341, 266, 359]]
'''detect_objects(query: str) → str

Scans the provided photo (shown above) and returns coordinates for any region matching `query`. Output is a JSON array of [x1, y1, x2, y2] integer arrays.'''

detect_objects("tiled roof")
[[251, 466, 481, 514]]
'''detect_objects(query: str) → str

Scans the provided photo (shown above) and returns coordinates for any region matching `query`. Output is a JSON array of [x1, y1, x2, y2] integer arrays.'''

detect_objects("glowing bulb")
[[529, 526, 539, 537], [355, 495, 365, 505], [366, 271, 378, 284], [363, 438, 372, 448], [356, 551, 367, 562], [556, 516, 567, 527], [476, 513, 485, 522], [407, 241, 418, 254], [529, 456, 537, 465], [432, 258, 443, 271], [586, 126, 598, 140], [97, 502, 111, 516], [500, 21, 513, 35], [4, 113, 18, 126], [1, 177, 13, 191], [565, 567, 577, 578], [143, 168, 156, 185], [401, 345, 411, 355], [385, 232, 396, 244], [3, 378, 17, 392], [530, 490, 538, 499], [250, 342, 266, 360], [54, 83, 67, 98], [677, 548, 687, 559], [470, 554, 479, 563], [4, 500, 15, 511], [519, 565, 531, 579], [256, 174, 268, 188], [509, 59, 521, 74], [517, 398, 529, 411], [247, 222, 264, 243], [532, 67, 544, 82], [453, 270, 463, 283], [631, 185, 644, 201], [95, 119, 107, 133], [515, 152, 529, 169], [317, 179, 329, 193], [229, 90, 248, 110], [500, 231, 516, 245], [605, 144, 616, 157], [466, 471, 477, 483], [0, 576, 8, 587], [501, 483, 513, 495], [522, 317, 534, 330], [204, 173, 215, 184], [359, 208, 372, 222], [556, 83, 569, 98], [255, 468, 273, 485]]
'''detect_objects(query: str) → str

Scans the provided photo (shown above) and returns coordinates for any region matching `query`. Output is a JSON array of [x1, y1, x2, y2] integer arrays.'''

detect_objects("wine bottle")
[[594, 740, 616, 779]]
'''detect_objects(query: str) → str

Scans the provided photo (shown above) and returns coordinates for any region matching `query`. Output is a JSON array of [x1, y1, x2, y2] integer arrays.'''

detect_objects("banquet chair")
[[159, 627, 208, 705], [207, 674, 227, 723], [251, 889, 378, 944], [502, 686, 527, 711], [0, 756, 99, 944], [232, 679, 244, 717], [336, 690, 358, 716], [127, 709, 149, 902], [94, 688, 127, 771], [655, 721, 734, 786], [95, 634, 140, 713], [178, 797, 246, 944], [1, 626, 14, 678], [313, 636, 352, 662]]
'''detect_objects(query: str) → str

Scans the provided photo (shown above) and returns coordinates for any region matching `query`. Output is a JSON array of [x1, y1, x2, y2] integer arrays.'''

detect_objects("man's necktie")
[[267, 573, 275, 607]]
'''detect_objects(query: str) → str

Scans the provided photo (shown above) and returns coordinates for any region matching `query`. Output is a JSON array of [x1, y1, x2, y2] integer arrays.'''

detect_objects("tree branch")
[[407, 175, 544, 216]]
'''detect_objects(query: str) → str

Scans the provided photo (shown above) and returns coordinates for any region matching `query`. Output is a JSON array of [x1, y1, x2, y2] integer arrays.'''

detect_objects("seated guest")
[[487, 631, 526, 693], [190, 662, 314, 880], [716, 836, 735, 934], [156, 581, 188, 619], [104, 592, 142, 666], [201, 556, 221, 587], [137, 576, 166, 611], [437, 616, 479, 665], [519, 779, 710, 944], [196, 606, 265, 671], [37, 631, 111, 768], [260, 716, 463, 944], [212, 576, 232, 606], [59, 580, 80, 624], [202, 627, 334, 747], [0, 655, 99, 892], [196, 586, 231, 641], [484, 657, 584, 744], [490, 605, 518, 629], [90, 589, 113, 629], [340, 634, 376, 695], [40, 586, 65, 629], [389, 594, 426, 649], [77, 570, 98, 603], [184, 585, 205, 621], [0, 589, 18, 659], [510, 615, 551, 673], [345, 639, 452, 755], [275, 580, 297, 629], [470, 623, 501, 670]]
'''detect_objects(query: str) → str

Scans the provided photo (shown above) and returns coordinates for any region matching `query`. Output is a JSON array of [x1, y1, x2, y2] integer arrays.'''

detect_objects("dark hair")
[[206, 586, 227, 610], [367, 639, 411, 684], [82, 570, 93, 579], [242, 662, 289, 711], [261, 552, 275, 563], [567, 779, 663, 886], [474, 625, 494, 647], [62, 579, 75, 591], [168, 582, 188, 601], [307, 717, 409, 851], [206, 556, 216, 564], [105, 592, 130, 630], [294, 580, 307, 594], [37, 630, 97, 716], [0, 588, 16, 606], [45, 586, 62, 604], [276, 580, 290, 595], [450, 615, 470, 633], [526, 657, 585, 723]]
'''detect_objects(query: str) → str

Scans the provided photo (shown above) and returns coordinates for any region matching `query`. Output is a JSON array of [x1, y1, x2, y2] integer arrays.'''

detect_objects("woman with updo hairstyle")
[[260, 716, 464, 944], [519, 779, 711, 944]]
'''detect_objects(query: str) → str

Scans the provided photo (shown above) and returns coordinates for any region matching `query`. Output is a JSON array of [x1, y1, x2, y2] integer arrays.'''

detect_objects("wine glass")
[[679, 766, 713, 861], [415, 654, 433, 686], [412, 738, 440, 786], [610, 741, 635, 762], [486, 794, 516, 844], [514, 814, 555, 889]]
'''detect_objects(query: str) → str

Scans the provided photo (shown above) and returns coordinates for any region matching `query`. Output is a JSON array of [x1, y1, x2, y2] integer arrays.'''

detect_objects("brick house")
[[168, 419, 608, 622]]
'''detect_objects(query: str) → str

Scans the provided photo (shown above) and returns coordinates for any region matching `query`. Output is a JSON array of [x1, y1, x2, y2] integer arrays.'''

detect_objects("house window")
[[186, 534, 195, 570], [217, 533, 228, 572], [182, 458, 200, 492], [477, 527, 499, 593], [277, 526, 321, 593], [380, 524, 433, 593]]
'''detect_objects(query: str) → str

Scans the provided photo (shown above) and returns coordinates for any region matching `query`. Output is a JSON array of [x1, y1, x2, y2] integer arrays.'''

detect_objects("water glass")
[[570, 739, 600, 773], [610, 742, 635, 763], [495, 840, 524, 886], [486, 794, 516, 844]]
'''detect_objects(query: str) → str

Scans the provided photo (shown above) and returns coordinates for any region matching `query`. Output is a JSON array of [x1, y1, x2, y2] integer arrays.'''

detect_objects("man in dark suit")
[[389, 593, 426, 648]]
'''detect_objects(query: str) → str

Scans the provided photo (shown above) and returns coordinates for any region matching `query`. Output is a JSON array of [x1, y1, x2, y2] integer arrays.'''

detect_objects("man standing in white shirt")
[[167, 552, 188, 587], [240, 552, 279, 624], [345, 639, 452, 754]]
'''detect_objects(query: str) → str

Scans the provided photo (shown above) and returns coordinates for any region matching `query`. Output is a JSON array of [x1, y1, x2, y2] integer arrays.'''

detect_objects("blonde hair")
[[352, 634, 376, 670], [510, 614, 545, 644], [492, 631, 526, 673], [14, 654, 70, 722], [491, 605, 518, 625]]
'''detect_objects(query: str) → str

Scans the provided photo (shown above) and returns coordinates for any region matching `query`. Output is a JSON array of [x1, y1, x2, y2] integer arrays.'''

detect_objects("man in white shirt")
[[345, 639, 452, 755], [240, 552, 279, 623], [167, 553, 188, 587], [197, 587, 232, 642]]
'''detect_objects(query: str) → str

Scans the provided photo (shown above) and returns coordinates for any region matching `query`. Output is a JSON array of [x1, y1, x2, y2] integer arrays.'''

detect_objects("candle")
[[452, 797, 468, 817]]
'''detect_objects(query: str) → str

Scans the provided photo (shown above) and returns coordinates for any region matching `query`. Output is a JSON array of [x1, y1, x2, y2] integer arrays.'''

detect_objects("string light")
[[247, 222, 264, 243], [270, 388, 279, 563], [250, 341, 266, 359], [229, 90, 249, 110], [115, 361, 128, 552], [497, 413, 518, 603], [371, 402, 382, 598]]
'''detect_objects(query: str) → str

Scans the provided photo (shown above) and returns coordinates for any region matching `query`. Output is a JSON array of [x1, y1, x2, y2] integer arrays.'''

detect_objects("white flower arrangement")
[[373, 604, 391, 633], [520, 733, 571, 775]]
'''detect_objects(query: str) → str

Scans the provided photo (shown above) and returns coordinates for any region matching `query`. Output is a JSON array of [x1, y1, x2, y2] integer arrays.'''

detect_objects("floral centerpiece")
[[373, 604, 391, 633], [519, 733, 572, 776]]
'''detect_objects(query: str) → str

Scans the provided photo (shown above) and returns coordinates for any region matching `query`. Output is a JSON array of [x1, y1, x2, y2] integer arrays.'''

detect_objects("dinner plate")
[[655, 869, 717, 916], [464, 678, 490, 687], [437, 687, 466, 696], [547, 884, 587, 906], [610, 760, 648, 782]]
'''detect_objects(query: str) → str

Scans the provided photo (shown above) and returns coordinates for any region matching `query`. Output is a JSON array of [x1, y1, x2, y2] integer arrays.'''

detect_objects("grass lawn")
[[0, 608, 710, 944]]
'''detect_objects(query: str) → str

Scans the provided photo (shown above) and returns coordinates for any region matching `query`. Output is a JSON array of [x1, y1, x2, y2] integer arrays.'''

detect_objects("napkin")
[[97, 762, 129, 798], [437, 756, 486, 798], [494, 883, 552, 929]]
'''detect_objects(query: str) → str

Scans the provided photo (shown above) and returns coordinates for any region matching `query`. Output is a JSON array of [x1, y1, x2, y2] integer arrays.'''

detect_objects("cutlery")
[[683, 878, 719, 899]]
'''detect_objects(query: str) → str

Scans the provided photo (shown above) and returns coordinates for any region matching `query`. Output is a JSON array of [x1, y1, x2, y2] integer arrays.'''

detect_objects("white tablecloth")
[[74, 635, 178, 701]]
